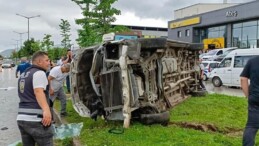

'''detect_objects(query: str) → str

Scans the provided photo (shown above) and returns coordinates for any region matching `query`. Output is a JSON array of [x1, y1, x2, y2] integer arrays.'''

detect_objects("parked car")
[[210, 48, 259, 87], [199, 52, 207, 59], [202, 49, 223, 61], [213, 48, 237, 62], [2, 63, 12, 68], [11, 62, 15, 67], [202, 47, 237, 61], [201, 61, 220, 81]]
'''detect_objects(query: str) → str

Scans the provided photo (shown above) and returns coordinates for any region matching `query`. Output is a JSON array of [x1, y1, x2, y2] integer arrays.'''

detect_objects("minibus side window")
[[234, 56, 254, 68], [209, 63, 217, 68], [219, 58, 232, 68]]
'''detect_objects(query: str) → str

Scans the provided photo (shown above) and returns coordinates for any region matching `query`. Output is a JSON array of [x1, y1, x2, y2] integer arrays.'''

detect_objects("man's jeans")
[[243, 104, 259, 146], [17, 121, 53, 146], [50, 87, 67, 114]]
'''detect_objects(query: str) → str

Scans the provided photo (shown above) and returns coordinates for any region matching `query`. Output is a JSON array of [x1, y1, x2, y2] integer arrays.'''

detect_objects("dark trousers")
[[17, 121, 53, 146], [66, 75, 70, 93], [243, 104, 259, 146], [199, 79, 206, 89], [50, 87, 67, 114]]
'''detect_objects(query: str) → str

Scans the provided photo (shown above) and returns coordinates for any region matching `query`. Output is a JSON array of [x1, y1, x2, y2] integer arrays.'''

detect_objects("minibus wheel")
[[212, 77, 222, 87]]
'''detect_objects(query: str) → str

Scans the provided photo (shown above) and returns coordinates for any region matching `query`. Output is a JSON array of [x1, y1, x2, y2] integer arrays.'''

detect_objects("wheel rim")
[[214, 78, 220, 86]]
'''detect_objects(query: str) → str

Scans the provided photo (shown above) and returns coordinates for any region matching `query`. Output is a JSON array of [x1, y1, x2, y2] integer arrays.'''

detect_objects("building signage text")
[[226, 11, 238, 17], [170, 17, 200, 29]]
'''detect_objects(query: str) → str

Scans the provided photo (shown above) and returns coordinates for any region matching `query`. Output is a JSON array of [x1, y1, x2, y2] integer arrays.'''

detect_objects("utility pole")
[[12, 39, 19, 64], [16, 13, 40, 41], [13, 31, 27, 51]]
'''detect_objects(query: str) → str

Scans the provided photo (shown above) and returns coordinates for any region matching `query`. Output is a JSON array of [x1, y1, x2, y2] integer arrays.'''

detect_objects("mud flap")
[[140, 111, 170, 126]]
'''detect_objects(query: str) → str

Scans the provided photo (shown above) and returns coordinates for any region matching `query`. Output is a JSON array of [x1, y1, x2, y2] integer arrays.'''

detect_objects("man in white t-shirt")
[[48, 63, 70, 116], [194, 58, 206, 90]]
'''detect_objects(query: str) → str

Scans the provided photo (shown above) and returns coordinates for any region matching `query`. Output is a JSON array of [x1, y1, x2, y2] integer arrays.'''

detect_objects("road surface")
[[0, 68, 20, 146]]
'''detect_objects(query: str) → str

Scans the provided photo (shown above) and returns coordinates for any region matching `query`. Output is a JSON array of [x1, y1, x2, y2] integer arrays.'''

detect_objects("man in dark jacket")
[[241, 56, 259, 146]]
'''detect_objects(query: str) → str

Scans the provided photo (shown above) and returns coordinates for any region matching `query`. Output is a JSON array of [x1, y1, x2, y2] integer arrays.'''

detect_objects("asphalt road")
[[204, 81, 245, 97], [0, 67, 21, 146]]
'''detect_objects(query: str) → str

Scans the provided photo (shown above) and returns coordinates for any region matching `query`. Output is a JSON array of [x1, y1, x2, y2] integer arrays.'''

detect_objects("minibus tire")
[[212, 77, 222, 87]]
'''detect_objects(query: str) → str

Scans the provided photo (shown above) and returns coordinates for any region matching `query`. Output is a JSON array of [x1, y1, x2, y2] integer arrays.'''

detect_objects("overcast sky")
[[0, 0, 254, 52]]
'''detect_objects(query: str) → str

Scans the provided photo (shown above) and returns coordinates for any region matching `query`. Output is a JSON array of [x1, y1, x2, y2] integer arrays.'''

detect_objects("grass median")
[[53, 93, 258, 146]]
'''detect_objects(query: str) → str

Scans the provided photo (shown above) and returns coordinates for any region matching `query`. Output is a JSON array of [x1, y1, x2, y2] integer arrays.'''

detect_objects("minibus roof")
[[227, 48, 259, 56]]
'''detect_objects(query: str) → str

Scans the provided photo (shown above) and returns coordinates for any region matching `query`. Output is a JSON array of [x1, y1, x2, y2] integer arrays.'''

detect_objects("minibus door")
[[231, 55, 254, 87], [217, 57, 232, 85]]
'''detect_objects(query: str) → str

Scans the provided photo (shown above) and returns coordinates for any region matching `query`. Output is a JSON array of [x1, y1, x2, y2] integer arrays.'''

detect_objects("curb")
[[53, 108, 66, 125], [53, 106, 81, 146]]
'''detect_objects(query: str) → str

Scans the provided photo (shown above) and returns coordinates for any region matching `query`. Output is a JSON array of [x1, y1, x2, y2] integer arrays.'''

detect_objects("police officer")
[[17, 51, 53, 146]]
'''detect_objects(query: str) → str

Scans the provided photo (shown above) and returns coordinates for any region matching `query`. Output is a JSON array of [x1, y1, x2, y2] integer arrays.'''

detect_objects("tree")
[[18, 38, 40, 58], [41, 34, 54, 51], [47, 47, 67, 61], [72, 0, 99, 47], [72, 0, 128, 47], [93, 0, 120, 34], [11, 50, 18, 59], [59, 19, 71, 48]]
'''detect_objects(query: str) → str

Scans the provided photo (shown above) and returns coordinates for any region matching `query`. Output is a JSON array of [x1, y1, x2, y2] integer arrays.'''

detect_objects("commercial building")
[[168, 0, 259, 50], [113, 25, 168, 38], [174, 3, 238, 20]]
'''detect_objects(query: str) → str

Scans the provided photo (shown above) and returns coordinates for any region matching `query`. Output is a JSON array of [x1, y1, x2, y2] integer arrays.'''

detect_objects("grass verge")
[[53, 94, 254, 146]]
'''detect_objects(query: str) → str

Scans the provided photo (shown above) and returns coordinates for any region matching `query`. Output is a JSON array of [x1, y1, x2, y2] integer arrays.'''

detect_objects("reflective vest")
[[17, 65, 49, 116]]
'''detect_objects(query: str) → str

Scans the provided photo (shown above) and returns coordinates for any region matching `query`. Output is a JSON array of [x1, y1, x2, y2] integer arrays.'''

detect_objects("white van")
[[210, 48, 259, 87], [202, 47, 237, 61]]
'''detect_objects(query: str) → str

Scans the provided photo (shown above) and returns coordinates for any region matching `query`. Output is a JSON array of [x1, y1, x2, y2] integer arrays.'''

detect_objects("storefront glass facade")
[[208, 25, 226, 38], [194, 25, 227, 47], [232, 20, 258, 48]]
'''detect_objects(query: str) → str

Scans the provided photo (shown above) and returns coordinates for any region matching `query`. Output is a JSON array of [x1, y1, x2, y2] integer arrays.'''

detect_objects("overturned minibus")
[[70, 36, 204, 128]]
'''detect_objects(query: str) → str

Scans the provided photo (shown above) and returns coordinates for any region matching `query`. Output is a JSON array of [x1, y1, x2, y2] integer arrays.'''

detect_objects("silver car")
[[2, 63, 12, 68]]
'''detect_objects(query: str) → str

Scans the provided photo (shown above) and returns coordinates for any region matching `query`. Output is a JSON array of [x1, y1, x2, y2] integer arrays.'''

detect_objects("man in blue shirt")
[[16, 57, 31, 78]]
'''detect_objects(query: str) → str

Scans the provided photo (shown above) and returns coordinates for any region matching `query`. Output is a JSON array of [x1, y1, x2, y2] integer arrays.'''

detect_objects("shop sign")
[[170, 17, 200, 29], [226, 11, 238, 17], [203, 37, 225, 50]]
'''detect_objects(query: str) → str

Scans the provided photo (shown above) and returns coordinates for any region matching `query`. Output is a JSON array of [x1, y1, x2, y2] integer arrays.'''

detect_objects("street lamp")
[[12, 39, 19, 64], [12, 39, 19, 50], [16, 13, 40, 41], [13, 31, 27, 50]]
